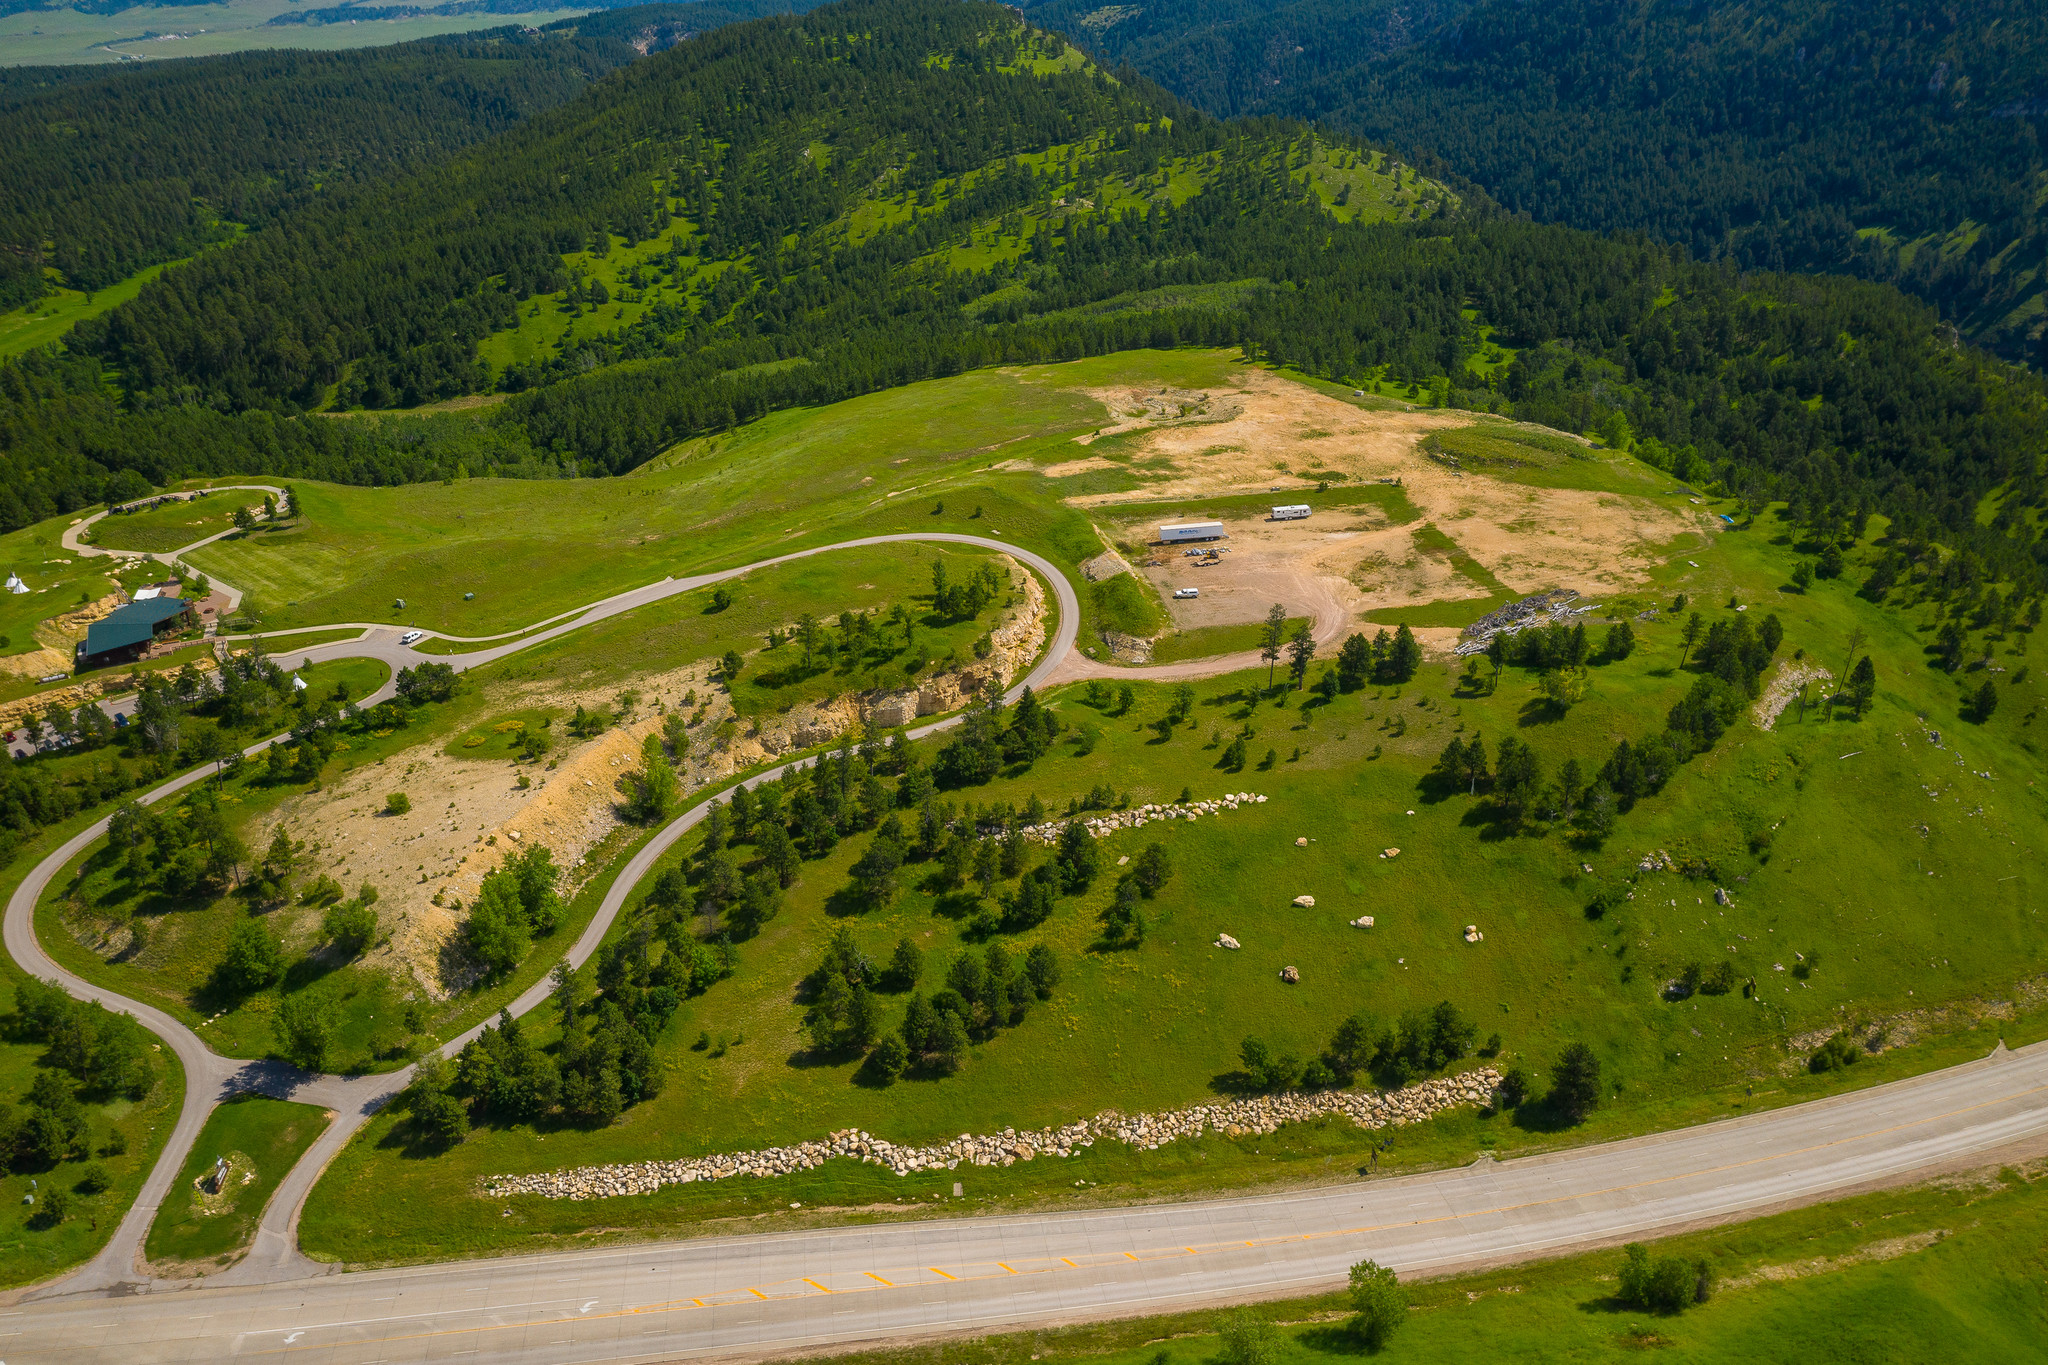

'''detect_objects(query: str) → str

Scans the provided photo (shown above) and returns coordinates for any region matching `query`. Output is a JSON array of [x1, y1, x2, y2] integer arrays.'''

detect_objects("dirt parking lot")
[[1064, 370, 1706, 641]]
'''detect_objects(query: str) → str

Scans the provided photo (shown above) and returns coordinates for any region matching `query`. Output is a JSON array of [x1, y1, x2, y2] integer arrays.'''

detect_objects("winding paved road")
[[6, 535, 1076, 1298], [7, 527, 2047, 1363]]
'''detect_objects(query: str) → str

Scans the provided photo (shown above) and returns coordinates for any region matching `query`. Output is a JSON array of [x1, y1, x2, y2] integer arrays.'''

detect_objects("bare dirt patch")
[[1721, 1229, 1946, 1291], [258, 560, 1049, 994], [1069, 369, 1704, 643], [1071, 386, 1242, 445]]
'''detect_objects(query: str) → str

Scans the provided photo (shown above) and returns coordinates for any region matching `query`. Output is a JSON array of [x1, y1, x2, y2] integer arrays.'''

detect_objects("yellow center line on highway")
[[252, 1078, 2048, 1359]]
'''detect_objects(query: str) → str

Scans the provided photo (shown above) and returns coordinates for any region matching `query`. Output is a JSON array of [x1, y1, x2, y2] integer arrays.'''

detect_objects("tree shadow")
[[1506, 1095, 1584, 1134], [1457, 801, 1523, 843], [1296, 1323, 1374, 1356], [820, 884, 870, 919], [1517, 697, 1567, 727]]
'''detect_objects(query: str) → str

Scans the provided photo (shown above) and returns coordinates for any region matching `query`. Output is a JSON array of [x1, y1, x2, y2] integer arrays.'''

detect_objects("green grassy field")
[[473, 541, 1022, 719], [781, 1173, 2048, 1365], [0, 518, 121, 661], [0, 259, 192, 358], [298, 493, 2046, 1263], [1422, 421, 1660, 496], [143, 1094, 325, 1272], [88, 492, 273, 555], [183, 351, 1244, 644], [1148, 616, 1310, 664], [0, 907, 184, 1289]]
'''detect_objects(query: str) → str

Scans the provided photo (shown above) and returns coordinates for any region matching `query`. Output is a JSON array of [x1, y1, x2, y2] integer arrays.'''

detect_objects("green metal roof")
[[83, 597, 193, 658]]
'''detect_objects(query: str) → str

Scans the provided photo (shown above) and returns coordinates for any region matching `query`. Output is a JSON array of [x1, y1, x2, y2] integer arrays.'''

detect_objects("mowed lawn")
[[87, 492, 268, 556], [145, 1094, 326, 1271], [301, 504, 2046, 1263]]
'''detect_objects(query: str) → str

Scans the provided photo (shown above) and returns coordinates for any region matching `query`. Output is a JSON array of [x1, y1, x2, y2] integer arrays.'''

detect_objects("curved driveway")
[[7, 535, 1075, 1296], [63, 484, 288, 612]]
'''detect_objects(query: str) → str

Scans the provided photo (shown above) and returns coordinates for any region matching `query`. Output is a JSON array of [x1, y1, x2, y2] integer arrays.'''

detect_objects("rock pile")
[[1454, 590, 1598, 657], [482, 1070, 1503, 1201], [1022, 791, 1268, 845]]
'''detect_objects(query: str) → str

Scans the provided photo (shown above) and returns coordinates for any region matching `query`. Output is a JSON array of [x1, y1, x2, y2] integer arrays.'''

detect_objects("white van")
[[1173, 588, 1200, 600], [400, 630, 426, 646]]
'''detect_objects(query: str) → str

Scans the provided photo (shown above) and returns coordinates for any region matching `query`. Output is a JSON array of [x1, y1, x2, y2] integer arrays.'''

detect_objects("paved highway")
[[9, 1039, 2045, 1361]]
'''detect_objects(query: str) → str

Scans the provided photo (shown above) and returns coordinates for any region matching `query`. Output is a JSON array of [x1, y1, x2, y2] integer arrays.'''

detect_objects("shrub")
[[1216, 1309, 1279, 1365], [1809, 1031, 1862, 1073], [77, 1162, 112, 1195], [1618, 1242, 1711, 1313], [384, 792, 411, 815], [1348, 1258, 1407, 1351], [215, 918, 284, 995], [1495, 1067, 1529, 1109]]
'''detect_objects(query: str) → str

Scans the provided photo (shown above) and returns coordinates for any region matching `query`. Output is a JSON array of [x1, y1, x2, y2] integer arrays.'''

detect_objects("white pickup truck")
[[1173, 587, 1200, 600], [399, 630, 426, 646]]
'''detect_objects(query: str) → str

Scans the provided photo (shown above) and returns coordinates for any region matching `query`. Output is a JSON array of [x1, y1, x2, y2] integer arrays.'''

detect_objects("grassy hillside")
[[282, 358, 2046, 1263]]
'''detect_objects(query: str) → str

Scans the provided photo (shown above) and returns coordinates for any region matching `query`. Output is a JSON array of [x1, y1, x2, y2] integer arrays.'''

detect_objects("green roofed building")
[[79, 596, 197, 670]]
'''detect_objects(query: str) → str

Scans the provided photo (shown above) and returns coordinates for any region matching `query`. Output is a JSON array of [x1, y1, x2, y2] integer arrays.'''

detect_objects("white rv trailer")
[[1270, 504, 1312, 520]]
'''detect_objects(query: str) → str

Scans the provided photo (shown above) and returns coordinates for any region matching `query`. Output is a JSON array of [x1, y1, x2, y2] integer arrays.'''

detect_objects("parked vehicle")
[[400, 630, 426, 646], [1173, 587, 1200, 599]]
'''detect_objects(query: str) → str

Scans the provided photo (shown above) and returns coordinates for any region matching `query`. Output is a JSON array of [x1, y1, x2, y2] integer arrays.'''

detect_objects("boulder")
[[1292, 894, 1316, 908]]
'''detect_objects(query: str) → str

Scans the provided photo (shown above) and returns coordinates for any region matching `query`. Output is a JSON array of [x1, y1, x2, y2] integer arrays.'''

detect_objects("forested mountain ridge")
[[1028, 0, 2048, 365], [3, 0, 2043, 598], [73, 0, 1447, 412], [0, 5, 754, 312]]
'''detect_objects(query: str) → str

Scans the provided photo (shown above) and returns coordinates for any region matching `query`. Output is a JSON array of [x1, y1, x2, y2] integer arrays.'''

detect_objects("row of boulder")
[[481, 1068, 1503, 1202], [1023, 791, 1269, 845]]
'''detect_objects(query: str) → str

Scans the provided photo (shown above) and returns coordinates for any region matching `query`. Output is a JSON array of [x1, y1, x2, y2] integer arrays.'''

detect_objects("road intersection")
[[4, 525, 2042, 1363]]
